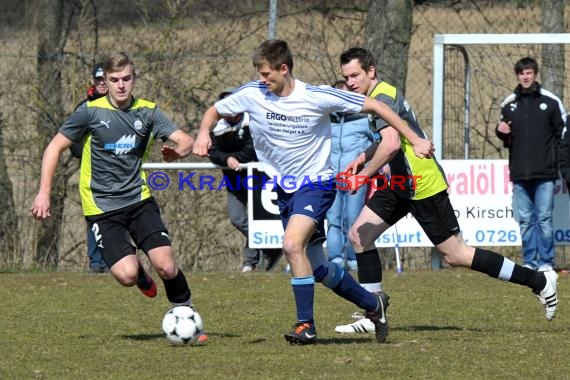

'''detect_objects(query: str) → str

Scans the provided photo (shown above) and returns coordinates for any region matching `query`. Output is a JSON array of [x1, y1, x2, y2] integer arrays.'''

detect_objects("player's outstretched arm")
[[30, 133, 73, 220], [359, 127, 400, 178], [162, 130, 194, 162], [362, 97, 434, 158], [193, 106, 222, 157]]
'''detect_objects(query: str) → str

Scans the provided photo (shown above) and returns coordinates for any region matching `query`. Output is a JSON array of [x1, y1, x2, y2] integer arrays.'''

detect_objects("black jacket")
[[559, 120, 570, 186], [208, 115, 257, 195], [495, 82, 566, 181]]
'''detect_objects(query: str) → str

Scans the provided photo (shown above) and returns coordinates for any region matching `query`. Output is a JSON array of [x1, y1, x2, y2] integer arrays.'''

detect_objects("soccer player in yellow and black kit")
[[31, 51, 207, 344], [333, 47, 558, 339]]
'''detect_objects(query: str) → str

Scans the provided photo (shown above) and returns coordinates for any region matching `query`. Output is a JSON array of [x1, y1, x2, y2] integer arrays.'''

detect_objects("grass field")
[[0, 268, 568, 379]]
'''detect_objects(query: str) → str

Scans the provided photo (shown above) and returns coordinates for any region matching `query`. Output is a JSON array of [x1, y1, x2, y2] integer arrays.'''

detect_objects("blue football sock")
[[332, 271, 378, 311], [291, 276, 315, 322]]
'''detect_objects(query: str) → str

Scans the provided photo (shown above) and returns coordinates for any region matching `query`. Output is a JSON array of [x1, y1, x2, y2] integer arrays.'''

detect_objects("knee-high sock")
[[163, 269, 191, 306], [332, 270, 378, 311], [313, 260, 343, 288], [471, 248, 546, 293], [356, 249, 383, 293], [312, 262, 377, 312], [309, 242, 378, 312], [307, 242, 326, 268], [291, 276, 314, 322], [308, 242, 343, 288], [137, 264, 153, 289], [357, 249, 382, 283]]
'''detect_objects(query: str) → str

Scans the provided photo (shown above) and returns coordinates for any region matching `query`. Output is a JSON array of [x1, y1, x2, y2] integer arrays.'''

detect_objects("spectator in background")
[[326, 80, 375, 272], [208, 87, 282, 272], [495, 56, 566, 272], [559, 122, 570, 194], [71, 62, 109, 274]]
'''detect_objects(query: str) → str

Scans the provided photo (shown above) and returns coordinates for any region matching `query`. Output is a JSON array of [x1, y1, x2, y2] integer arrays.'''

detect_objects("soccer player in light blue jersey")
[[193, 39, 433, 344]]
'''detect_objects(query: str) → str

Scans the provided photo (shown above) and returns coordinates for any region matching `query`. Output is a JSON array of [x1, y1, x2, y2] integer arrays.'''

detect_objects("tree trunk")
[[364, 0, 413, 90], [35, 0, 66, 268], [364, 0, 413, 268], [0, 113, 17, 262], [541, 0, 565, 102]]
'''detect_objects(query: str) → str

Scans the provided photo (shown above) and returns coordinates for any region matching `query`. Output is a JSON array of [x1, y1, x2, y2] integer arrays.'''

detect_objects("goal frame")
[[432, 33, 570, 159]]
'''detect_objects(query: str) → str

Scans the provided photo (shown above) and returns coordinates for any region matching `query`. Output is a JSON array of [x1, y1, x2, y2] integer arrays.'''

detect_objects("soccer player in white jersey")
[[31, 51, 207, 344], [193, 39, 433, 344]]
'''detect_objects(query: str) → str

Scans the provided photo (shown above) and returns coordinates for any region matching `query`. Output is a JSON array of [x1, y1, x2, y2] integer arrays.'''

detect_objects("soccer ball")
[[161, 306, 204, 345]]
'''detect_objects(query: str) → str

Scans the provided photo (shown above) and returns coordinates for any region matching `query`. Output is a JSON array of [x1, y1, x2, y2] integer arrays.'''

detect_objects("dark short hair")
[[252, 39, 294, 72], [514, 57, 538, 74], [340, 47, 376, 71]]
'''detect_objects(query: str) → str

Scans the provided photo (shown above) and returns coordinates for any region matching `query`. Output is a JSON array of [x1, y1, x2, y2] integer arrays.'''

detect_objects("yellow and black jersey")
[[60, 96, 177, 216], [370, 81, 448, 200]]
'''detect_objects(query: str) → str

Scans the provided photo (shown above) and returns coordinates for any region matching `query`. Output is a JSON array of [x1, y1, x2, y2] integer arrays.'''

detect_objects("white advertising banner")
[[248, 160, 570, 248], [247, 166, 283, 248]]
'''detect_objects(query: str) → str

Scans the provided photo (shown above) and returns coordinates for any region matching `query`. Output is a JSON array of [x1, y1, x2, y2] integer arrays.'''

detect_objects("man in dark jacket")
[[495, 56, 566, 271], [208, 87, 282, 272]]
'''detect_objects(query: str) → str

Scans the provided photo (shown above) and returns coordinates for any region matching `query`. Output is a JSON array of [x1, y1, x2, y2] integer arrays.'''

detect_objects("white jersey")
[[215, 79, 365, 192]]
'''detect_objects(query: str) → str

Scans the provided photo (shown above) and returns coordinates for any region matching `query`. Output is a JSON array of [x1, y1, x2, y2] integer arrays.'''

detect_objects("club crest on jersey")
[[134, 120, 143, 130], [104, 135, 137, 155]]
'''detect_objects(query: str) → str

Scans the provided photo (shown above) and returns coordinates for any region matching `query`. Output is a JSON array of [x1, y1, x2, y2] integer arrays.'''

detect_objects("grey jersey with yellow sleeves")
[[60, 96, 177, 216], [370, 81, 448, 200]]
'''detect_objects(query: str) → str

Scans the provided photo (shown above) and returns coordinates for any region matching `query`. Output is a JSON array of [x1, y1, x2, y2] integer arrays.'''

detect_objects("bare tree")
[[364, 0, 413, 90], [4, 0, 566, 271], [0, 112, 17, 261], [363, 0, 414, 267], [35, 0, 67, 268], [541, 0, 565, 102]]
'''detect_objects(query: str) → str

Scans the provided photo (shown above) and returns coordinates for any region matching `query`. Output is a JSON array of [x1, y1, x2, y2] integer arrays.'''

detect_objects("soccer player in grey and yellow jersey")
[[31, 52, 207, 343], [332, 47, 558, 338]]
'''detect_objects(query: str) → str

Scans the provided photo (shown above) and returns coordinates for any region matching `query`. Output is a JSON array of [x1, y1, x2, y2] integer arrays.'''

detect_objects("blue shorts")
[[276, 180, 336, 244]]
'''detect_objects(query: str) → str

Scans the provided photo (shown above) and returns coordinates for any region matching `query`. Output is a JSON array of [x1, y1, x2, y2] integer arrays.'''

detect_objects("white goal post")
[[432, 33, 570, 160]]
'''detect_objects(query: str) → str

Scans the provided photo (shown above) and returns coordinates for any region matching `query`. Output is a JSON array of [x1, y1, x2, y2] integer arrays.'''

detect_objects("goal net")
[[432, 33, 570, 160]]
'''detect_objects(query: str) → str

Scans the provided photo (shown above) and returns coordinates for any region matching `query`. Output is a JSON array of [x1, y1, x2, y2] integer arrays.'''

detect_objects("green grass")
[[0, 269, 568, 379]]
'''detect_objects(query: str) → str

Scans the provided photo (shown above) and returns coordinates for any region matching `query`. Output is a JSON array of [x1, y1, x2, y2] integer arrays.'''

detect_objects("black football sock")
[[163, 269, 191, 305], [136, 264, 152, 289], [356, 249, 382, 284], [470, 248, 546, 292]]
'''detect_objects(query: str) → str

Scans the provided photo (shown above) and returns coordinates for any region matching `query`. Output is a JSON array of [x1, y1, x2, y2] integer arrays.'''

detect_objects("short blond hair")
[[102, 51, 136, 75]]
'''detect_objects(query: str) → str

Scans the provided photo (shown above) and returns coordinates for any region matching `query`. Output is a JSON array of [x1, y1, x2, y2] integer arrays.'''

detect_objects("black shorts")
[[85, 197, 169, 268], [367, 189, 460, 245]]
